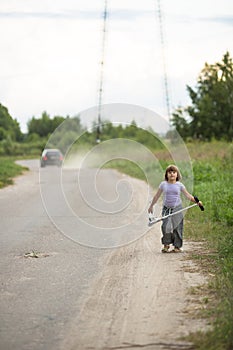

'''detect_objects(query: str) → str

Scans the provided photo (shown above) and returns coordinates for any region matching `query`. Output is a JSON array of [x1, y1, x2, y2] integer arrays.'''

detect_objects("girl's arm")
[[181, 188, 203, 207], [148, 188, 163, 213]]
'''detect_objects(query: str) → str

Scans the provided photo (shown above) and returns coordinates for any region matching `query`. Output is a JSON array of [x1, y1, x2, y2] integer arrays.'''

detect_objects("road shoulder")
[[61, 229, 208, 350]]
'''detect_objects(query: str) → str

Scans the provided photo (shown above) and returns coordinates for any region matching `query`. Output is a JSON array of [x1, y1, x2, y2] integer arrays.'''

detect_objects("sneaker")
[[171, 247, 182, 253], [161, 245, 170, 253]]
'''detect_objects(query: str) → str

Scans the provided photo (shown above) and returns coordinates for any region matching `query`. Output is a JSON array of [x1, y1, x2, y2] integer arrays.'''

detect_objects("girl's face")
[[167, 170, 177, 182]]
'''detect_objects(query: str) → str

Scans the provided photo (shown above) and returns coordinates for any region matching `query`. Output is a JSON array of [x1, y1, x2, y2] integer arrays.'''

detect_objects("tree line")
[[0, 51, 232, 155]]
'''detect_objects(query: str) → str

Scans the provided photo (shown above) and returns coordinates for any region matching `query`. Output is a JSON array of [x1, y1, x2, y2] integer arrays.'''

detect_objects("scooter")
[[148, 196, 204, 227]]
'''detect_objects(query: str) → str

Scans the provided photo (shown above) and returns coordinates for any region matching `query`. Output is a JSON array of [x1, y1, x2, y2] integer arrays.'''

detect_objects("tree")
[[45, 116, 86, 153], [27, 112, 65, 137], [170, 106, 190, 139], [0, 103, 22, 141], [171, 51, 233, 141]]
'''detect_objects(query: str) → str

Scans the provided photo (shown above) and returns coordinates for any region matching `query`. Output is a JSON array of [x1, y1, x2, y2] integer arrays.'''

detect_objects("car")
[[40, 149, 63, 167]]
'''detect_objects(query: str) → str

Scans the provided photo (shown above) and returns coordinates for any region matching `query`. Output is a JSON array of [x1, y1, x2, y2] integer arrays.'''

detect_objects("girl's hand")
[[148, 205, 153, 214], [193, 195, 205, 211]]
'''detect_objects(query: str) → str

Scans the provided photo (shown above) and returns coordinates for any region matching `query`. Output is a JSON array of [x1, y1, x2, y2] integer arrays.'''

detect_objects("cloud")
[[205, 16, 233, 26], [0, 9, 154, 21], [0, 10, 100, 20]]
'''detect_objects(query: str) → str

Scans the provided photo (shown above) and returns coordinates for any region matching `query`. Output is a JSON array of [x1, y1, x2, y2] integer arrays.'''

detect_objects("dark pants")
[[161, 205, 184, 248]]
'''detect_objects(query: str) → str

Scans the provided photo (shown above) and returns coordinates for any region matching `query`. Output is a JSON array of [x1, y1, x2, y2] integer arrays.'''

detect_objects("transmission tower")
[[156, 0, 171, 124], [97, 0, 108, 143]]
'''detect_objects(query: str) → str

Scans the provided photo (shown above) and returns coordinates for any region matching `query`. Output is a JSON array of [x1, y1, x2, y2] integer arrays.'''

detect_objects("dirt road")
[[0, 160, 207, 350], [62, 231, 207, 350]]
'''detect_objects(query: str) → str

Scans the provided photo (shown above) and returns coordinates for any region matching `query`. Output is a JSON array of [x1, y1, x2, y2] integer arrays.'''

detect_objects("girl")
[[148, 164, 203, 253]]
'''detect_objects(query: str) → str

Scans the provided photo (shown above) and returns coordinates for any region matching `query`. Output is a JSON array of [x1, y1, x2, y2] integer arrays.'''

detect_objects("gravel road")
[[0, 160, 207, 350]]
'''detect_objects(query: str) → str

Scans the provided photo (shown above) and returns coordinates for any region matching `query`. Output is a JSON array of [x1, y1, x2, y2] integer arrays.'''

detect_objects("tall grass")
[[184, 144, 233, 350], [0, 157, 28, 188]]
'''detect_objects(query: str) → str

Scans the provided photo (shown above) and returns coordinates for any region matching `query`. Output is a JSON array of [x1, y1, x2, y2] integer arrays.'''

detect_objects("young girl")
[[148, 164, 203, 253]]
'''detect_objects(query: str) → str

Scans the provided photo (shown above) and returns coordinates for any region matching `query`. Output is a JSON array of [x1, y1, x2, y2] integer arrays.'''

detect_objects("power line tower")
[[97, 0, 108, 143], [156, 0, 171, 125], [97, 0, 171, 135]]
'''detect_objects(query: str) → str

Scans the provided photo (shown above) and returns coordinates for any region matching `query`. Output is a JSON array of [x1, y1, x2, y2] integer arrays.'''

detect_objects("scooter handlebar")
[[194, 196, 205, 211]]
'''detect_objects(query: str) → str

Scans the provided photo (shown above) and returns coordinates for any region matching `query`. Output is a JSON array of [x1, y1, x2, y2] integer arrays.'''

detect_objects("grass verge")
[[182, 144, 233, 350], [0, 157, 28, 188]]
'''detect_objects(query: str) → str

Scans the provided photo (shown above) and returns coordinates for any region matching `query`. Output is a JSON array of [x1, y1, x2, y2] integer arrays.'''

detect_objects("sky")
[[0, 0, 233, 133]]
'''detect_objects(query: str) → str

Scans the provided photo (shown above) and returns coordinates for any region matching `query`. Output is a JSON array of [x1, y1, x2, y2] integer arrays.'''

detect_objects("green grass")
[[0, 157, 28, 188], [183, 146, 233, 350], [103, 159, 147, 182]]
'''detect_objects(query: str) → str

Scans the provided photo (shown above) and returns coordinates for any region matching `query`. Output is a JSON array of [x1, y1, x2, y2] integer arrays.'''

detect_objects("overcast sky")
[[1, 0, 233, 132]]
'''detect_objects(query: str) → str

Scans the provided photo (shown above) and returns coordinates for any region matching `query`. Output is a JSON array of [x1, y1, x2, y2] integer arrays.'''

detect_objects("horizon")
[[1, 0, 233, 132]]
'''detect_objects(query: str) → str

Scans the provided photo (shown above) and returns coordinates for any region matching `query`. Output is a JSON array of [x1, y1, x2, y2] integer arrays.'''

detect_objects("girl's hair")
[[165, 164, 182, 181]]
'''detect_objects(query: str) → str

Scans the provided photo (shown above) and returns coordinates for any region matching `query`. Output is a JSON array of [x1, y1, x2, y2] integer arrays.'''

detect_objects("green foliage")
[[191, 147, 233, 227], [93, 121, 162, 150], [172, 51, 233, 141], [0, 126, 7, 140], [27, 111, 66, 137], [0, 157, 28, 188], [44, 116, 86, 154], [104, 159, 147, 181], [1, 109, 164, 157], [171, 106, 190, 139], [0, 103, 23, 142], [185, 147, 233, 350]]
